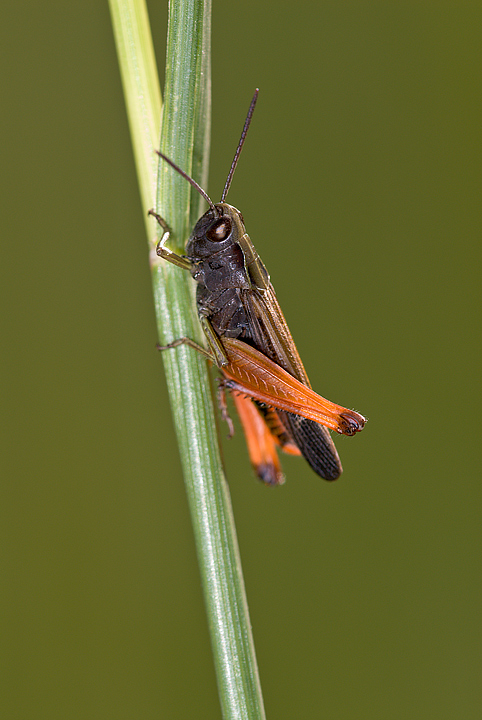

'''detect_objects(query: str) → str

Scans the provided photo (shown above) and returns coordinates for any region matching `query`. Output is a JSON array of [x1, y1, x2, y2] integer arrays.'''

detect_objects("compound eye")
[[206, 217, 232, 242]]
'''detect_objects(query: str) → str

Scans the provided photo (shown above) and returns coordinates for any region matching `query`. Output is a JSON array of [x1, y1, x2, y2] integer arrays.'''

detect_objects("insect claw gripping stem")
[[156, 338, 215, 362], [147, 208, 170, 233], [148, 208, 192, 271], [217, 381, 235, 438]]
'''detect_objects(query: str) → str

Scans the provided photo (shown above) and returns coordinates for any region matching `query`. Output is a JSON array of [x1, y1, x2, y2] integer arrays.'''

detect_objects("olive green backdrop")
[[2, 2, 481, 718]]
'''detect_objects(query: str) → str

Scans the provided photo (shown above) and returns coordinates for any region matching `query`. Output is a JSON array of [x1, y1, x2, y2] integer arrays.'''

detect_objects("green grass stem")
[[109, 1, 266, 717]]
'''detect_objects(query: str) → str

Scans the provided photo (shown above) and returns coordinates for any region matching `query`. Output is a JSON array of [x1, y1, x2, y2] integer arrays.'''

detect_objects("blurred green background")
[[2, 1, 481, 718]]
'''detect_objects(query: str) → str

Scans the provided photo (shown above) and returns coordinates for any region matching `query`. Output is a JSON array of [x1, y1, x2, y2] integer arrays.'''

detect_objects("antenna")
[[155, 151, 217, 212], [221, 89, 259, 203]]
